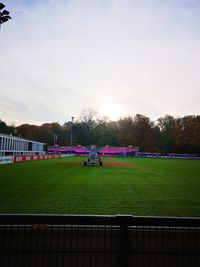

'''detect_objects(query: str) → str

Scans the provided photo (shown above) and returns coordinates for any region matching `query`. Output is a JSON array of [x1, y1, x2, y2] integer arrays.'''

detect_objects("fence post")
[[120, 224, 129, 267]]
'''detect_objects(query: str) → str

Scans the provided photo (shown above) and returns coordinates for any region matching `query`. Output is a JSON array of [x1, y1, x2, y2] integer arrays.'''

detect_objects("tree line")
[[1, 111, 200, 154]]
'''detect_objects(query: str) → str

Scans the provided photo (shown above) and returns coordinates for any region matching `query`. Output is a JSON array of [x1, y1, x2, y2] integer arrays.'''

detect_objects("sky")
[[1, 0, 200, 126]]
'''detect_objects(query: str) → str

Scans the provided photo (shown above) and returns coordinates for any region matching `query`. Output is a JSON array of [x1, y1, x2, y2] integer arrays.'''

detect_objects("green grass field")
[[0, 156, 200, 216]]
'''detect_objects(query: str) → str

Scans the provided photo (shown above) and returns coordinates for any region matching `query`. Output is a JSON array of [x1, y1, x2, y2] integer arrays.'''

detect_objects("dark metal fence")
[[0, 214, 199, 267]]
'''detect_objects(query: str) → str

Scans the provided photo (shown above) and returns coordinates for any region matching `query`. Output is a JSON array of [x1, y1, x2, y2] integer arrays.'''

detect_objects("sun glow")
[[99, 103, 124, 121]]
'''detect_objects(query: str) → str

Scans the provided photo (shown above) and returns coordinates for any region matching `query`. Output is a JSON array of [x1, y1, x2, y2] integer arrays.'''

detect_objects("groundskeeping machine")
[[84, 146, 103, 166]]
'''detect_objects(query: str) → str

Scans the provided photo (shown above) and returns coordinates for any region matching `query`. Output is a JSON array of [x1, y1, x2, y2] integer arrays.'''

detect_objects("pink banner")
[[14, 154, 61, 163]]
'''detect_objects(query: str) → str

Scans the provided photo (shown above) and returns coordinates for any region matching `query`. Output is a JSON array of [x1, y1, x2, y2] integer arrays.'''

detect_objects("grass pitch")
[[0, 157, 200, 216]]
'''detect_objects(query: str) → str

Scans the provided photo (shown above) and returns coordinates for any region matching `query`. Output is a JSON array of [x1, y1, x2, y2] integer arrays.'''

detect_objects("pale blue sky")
[[1, 0, 200, 125]]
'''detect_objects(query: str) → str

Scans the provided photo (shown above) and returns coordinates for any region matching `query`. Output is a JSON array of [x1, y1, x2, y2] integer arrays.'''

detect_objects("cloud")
[[0, 0, 200, 125]]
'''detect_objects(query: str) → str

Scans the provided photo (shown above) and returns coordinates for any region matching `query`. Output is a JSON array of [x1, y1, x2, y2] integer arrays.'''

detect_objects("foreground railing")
[[0, 214, 200, 267]]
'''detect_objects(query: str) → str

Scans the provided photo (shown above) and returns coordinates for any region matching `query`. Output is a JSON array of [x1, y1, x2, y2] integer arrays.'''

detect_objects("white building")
[[0, 133, 46, 156]]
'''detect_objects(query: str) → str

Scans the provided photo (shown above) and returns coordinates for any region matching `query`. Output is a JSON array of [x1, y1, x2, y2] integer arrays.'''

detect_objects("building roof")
[[0, 133, 46, 145]]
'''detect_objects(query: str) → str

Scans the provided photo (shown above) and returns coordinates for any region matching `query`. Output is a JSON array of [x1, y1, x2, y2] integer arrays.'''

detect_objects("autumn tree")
[[79, 109, 98, 145], [91, 119, 118, 146], [117, 117, 135, 146], [0, 119, 10, 134], [133, 114, 154, 151], [1, 114, 200, 154], [157, 115, 176, 154], [175, 116, 200, 154]]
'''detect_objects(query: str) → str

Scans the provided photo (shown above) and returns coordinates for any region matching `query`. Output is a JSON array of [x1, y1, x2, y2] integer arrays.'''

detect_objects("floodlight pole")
[[70, 116, 74, 148], [53, 134, 57, 146]]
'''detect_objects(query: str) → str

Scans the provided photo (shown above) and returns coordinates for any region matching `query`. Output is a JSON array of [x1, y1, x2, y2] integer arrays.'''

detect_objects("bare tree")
[[79, 108, 98, 130]]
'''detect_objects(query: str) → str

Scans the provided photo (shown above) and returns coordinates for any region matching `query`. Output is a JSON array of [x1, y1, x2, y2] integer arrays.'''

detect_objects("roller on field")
[[84, 146, 103, 166]]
